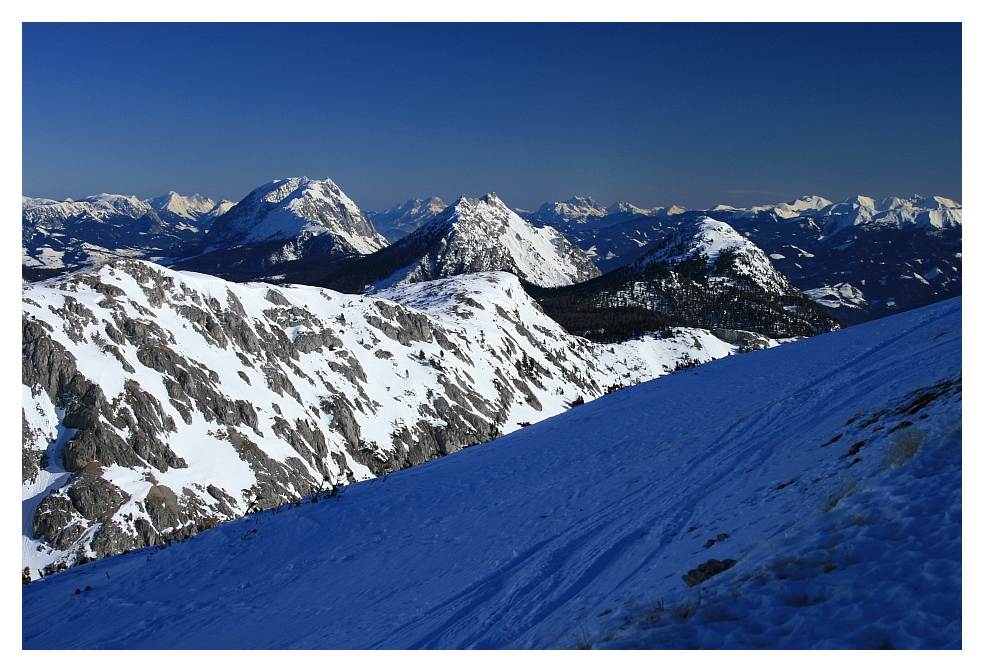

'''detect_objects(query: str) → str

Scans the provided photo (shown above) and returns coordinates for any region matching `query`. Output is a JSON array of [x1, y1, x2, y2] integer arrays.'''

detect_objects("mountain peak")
[[172, 176, 388, 280], [203, 176, 384, 250], [149, 191, 218, 222], [325, 191, 601, 291], [635, 215, 795, 296]]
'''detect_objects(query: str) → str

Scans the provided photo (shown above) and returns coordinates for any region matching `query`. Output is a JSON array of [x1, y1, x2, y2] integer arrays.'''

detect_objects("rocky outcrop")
[[711, 328, 775, 352], [22, 260, 754, 576]]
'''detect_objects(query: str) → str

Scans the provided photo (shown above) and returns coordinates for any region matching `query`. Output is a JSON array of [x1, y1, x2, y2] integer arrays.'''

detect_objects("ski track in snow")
[[21, 298, 961, 649]]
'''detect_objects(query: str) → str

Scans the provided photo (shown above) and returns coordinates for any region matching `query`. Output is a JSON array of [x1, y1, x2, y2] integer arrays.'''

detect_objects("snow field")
[[21, 296, 961, 649]]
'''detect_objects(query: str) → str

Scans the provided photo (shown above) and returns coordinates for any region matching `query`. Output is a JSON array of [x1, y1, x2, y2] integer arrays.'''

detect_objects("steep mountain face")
[[366, 197, 448, 242], [317, 193, 602, 293], [534, 216, 841, 342], [148, 191, 234, 228], [174, 177, 389, 282], [22, 259, 754, 576], [22, 193, 221, 274]]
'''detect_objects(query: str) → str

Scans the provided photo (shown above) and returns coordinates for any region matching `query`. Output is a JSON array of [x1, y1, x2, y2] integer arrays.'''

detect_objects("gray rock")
[[682, 558, 737, 587]]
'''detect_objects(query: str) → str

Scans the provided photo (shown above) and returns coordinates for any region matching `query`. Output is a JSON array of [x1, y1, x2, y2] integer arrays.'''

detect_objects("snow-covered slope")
[[633, 216, 796, 296], [320, 193, 601, 292], [176, 177, 388, 281], [22, 260, 748, 576], [367, 197, 448, 242], [22, 297, 961, 649]]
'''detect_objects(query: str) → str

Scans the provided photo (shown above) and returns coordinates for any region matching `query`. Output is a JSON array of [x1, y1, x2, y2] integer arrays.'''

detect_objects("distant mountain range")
[[365, 197, 448, 242], [23, 181, 962, 326], [546, 194, 962, 325], [22, 192, 233, 277], [525, 195, 687, 228], [19, 176, 963, 581]]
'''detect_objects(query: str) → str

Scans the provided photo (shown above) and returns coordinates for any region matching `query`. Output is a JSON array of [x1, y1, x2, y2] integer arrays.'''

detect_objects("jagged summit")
[[320, 191, 601, 292], [202, 176, 386, 253], [395, 191, 601, 287], [148, 191, 219, 223]]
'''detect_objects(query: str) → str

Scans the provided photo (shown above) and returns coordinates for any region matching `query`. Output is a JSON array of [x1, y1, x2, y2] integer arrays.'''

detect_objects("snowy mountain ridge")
[[148, 191, 232, 226], [22, 259, 756, 576], [22, 296, 961, 649], [319, 192, 602, 292], [22, 191, 232, 272], [200, 176, 387, 253], [23, 192, 155, 226], [719, 194, 961, 236], [529, 196, 687, 228], [814, 194, 962, 238]]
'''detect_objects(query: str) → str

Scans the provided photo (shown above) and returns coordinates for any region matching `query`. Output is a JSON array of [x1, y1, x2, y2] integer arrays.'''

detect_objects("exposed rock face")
[[22, 260, 754, 576], [682, 558, 737, 587], [710, 328, 774, 352]]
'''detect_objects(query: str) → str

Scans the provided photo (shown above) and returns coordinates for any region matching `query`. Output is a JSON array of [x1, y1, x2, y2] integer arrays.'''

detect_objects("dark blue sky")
[[22, 23, 962, 211]]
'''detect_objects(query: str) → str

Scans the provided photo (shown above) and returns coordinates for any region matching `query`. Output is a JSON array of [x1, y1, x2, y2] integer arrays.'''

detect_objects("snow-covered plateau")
[[22, 295, 961, 649], [22, 259, 756, 577]]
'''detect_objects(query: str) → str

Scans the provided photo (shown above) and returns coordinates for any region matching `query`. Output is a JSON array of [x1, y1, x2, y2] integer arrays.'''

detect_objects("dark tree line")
[[527, 260, 843, 343]]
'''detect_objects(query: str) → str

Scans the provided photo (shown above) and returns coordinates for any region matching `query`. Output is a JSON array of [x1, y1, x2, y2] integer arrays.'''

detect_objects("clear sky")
[[22, 22, 962, 212]]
